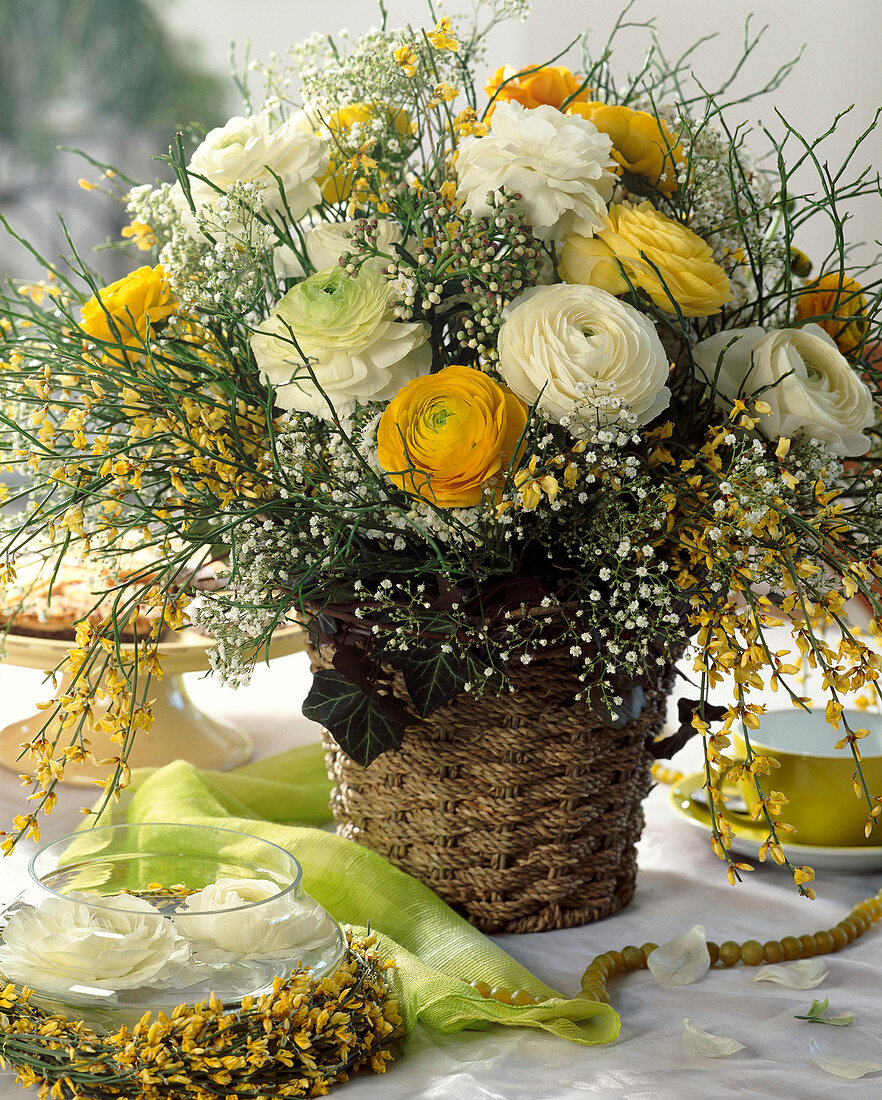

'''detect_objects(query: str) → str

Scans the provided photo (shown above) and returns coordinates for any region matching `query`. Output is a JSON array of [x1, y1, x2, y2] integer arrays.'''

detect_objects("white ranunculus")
[[455, 102, 617, 243], [693, 324, 875, 456], [497, 284, 671, 428], [273, 219, 405, 280], [177, 877, 335, 959], [187, 110, 329, 220], [0, 892, 188, 994], [251, 263, 430, 418]]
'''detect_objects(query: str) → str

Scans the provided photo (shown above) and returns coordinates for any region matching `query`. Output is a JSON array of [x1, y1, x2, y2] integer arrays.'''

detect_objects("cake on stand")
[[0, 627, 306, 785]]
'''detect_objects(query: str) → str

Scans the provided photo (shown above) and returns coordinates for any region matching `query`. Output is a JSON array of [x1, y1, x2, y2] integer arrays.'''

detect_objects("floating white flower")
[[187, 110, 329, 219], [682, 1018, 746, 1057], [177, 877, 335, 960], [251, 264, 430, 418], [0, 892, 188, 994], [646, 924, 710, 986], [497, 284, 671, 429], [693, 324, 874, 457], [455, 101, 617, 243]]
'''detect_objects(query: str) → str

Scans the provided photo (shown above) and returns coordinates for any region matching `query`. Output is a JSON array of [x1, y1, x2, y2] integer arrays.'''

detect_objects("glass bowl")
[[0, 823, 345, 1030]]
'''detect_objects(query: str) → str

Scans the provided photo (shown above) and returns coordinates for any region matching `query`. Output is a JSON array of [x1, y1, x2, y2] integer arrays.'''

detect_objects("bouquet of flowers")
[[1, 1, 880, 929]]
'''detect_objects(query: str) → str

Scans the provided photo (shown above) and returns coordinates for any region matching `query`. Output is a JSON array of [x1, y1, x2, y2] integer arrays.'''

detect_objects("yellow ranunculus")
[[320, 103, 412, 203], [795, 272, 867, 359], [377, 365, 527, 507], [80, 264, 175, 347], [485, 65, 590, 115], [565, 102, 683, 196], [560, 201, 731, 318]]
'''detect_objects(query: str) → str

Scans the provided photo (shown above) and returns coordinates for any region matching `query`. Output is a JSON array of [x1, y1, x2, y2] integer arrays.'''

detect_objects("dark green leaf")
[[302, 669, 408, 765], [594, 684, 646, 729], [332, 644, 374, 693], [304, 611, 340, 641], [388, 646, 469, 718]]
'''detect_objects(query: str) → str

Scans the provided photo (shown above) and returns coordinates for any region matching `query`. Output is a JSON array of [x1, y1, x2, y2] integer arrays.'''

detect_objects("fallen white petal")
[[682, 1018, 746, 1058], [752, 959, 827, 989], [646, 925, 710, 986], [809, 1037, 882, 1079]]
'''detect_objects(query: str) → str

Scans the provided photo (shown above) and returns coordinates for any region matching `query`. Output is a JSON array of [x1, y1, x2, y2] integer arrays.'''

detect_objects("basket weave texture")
[[312, 647, 674, 934]]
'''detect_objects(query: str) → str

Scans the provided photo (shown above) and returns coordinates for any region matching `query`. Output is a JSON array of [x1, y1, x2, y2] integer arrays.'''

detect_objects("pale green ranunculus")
[[278, 265, 391, 351], [251, 263, 430, 418]]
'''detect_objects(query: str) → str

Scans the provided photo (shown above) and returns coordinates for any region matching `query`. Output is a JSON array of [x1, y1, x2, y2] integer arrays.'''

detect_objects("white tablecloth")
[[0, 652, 879, 1099]]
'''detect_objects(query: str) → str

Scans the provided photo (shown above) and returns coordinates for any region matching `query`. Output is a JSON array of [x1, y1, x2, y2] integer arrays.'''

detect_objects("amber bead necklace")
[[470, 888, 882, 1008]]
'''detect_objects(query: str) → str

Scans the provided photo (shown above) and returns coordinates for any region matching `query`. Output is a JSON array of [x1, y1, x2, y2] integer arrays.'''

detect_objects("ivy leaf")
[[795, 997, 854, 1026], [387, 646, 469, 718], [303, 610, 339, 642], [331, 644, 374, 692], [580, 680, 646, 729], [302, 669, 409, 766], [610, 684, 646, 729], [430, 574, 463, 612]]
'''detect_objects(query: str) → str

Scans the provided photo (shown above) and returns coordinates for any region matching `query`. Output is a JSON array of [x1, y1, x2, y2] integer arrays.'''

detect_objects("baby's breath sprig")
[[362, 184, 543, 368]]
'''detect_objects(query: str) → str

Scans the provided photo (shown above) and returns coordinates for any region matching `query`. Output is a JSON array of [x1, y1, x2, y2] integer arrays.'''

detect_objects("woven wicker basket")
[[312, 647, 674, 934]]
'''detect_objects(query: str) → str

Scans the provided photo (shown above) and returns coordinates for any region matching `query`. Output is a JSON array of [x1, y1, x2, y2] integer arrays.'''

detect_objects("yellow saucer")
[[670, 771, 882, 873]]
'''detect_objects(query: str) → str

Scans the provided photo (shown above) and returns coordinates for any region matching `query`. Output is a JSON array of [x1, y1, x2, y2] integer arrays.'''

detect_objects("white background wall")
[[153, 0, 882, 280]]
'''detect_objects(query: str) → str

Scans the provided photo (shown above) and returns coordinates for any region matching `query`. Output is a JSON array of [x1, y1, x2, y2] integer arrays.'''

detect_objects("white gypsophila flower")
[[455, 102, 617, 243], [685, 122, 786, 307], [177, 878, 337, 960], [167, 180, 204, 241], [0, 892, 189, 994], [251, 263, 430, 418], [273, 219, 404, 279], [187, 110, 329, 220], [693, 323, 875, 457], [497, 284, 671, 429]]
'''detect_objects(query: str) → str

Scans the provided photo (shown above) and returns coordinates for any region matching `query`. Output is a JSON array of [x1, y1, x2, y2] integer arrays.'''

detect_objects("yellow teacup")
[[719, 708, 882, 848]]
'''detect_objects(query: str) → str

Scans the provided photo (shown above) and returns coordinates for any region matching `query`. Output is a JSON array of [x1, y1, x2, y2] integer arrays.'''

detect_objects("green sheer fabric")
[[91, 745, 619, 1046]]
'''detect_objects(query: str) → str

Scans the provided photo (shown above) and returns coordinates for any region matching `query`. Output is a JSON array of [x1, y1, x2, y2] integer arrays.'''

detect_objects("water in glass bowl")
[[0, 823, 345, 1030]]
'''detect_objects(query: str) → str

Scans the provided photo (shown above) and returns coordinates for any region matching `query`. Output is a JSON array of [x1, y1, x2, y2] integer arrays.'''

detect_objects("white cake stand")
[[0, 627, 306, 786]]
